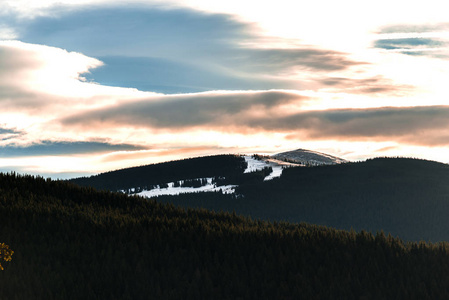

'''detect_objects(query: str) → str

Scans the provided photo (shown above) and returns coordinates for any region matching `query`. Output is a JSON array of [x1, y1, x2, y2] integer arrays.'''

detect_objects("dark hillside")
[[69, 154, 247, 191], [159, 158, 449, 242], [3, 172, 449, 298], [240, 157, 449, 242]]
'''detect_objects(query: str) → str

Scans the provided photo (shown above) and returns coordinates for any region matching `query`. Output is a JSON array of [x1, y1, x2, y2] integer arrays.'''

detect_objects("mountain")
[[68, 149, 338, 194], [272, 148, 347, 165], [3, 172, 449, 299], [69, 154, 247, 192], [157, 157, 449, 242], [238, 157, 449, 242], [68, 151, 449, 242], [69, 154, 293, 196]]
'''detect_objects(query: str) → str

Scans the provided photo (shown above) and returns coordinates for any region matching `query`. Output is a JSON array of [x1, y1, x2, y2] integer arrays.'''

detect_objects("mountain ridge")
[[272, 148, 347, 165], [156, 157, 449, 242], [68, 148, 345, 192], [67, 150, 449, 242]]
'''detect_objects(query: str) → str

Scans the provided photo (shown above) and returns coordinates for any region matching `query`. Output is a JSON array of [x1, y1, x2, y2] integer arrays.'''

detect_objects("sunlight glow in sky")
[[1, 0, 449, 178]]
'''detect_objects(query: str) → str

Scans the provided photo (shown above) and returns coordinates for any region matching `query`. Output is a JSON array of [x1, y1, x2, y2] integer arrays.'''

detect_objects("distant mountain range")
[[69, 149, 449, 242]]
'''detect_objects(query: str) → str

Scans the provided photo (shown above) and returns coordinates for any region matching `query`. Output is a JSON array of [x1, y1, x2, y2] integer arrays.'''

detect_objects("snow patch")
[[272, 148, 347, 165], [244, 156, 271, 173], [136, 177, 237, 198], [129, 154, 304, 199], [243, 156, 298, 181]]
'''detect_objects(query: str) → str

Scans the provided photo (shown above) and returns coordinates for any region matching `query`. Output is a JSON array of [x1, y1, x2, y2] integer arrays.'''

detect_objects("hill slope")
[[68, 149, 340, 195], [69, 154, 247, 191], [3, 173, 449, 298], [159, 157, 449, 242]]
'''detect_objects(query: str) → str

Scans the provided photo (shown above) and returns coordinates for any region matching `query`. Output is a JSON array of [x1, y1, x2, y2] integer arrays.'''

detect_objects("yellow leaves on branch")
[[0, 243, 13, 271]]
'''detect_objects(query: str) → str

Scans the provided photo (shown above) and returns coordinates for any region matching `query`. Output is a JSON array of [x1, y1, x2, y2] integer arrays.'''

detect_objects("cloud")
[[230, 48, 365, 73], [11, 5, 367, 93], [16, 5, 250, 58], [375, 38, 444, 50], [62, 97, 449, 147], [319, 76, 412, 96], [1, 5, 448, 174], [100, 146, 224, 163], [0, 141, 146, 157], [62, 90, 308, 130], [0, 40, 159, 154], [0, 40, 106, 112], [82, 56, 290, 94], [0, 128, 20, 135], [274, 106, 449, 146], [0, 39, 159, 134], [0, 127, 21, 142], [374, 23, 449, 58], [377, 23, 449, 34]]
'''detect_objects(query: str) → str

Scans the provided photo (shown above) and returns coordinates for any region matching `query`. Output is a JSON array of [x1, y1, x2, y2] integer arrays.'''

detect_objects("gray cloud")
[[0, 127, 20, 135], [13, 5, 366, 93], [374, 38, 444, 50], [62, 94, 449, 146], [260, 106, 449, 146], [227, 48, 364, 73], [0, 127, 21, 141], [263, 106, 446, 133], [0, 141, 147, 157], [319, 76, 412, 96], [374, 23, 449, 58], [17, 5, 250, 58], [63, 91, 307, 129], [378, 23, 449, 34]]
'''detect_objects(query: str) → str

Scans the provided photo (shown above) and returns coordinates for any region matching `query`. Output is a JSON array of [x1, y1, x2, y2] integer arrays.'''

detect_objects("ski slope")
[[136, 178, 237, 198], [243, 156, 298, 181], [134, 154, 300, 198]]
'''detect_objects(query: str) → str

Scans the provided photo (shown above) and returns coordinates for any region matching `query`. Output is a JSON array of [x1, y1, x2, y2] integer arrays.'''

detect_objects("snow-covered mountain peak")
[[272, 148, 347, 166]]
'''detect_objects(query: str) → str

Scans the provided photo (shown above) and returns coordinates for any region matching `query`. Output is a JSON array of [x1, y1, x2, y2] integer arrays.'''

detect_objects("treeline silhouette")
[[3, 173, 449, 298], [69, 154, 247, 191], [158, 157, 449, 242]]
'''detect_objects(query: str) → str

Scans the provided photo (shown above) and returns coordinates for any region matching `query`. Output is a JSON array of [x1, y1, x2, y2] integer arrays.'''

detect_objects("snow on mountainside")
[[136, 156, 294, 198], [137, 178, 237, 198], [272, 149, 347, 166], [243, 155, 299, 181], [128, 149, 345, 198]]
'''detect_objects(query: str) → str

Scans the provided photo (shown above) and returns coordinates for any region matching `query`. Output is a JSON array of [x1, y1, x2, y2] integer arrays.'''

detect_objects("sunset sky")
[[1, 0, 449, 178]]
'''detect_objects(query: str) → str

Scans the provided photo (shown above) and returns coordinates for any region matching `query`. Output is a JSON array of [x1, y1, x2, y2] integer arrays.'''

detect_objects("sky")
[[1, 0, 449, 178]]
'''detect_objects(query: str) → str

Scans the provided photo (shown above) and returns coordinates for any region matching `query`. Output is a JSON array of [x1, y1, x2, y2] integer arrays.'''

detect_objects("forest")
[[69, 154, 247, 191], [156, 157, 449, 242], [2, 172, 449, 299]]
